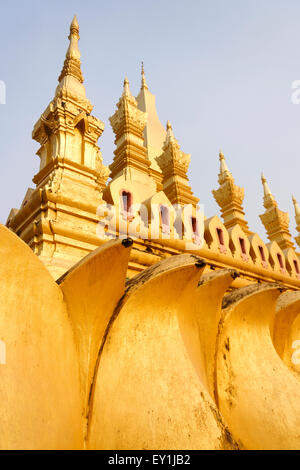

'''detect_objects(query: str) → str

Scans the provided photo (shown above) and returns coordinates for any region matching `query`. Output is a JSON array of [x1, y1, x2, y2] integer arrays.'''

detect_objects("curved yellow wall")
[[0, 226, 83, 449], [1, 225, 300, 450]]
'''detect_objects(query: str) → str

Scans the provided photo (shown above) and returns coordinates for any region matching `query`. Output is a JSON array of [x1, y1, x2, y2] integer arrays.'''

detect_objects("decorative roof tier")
[[212, 151, 251, 235], [259, 174, 294, 250], [157, 121, 199, 207], [109, 77, 150, 180], [6, 16, 300, 291]]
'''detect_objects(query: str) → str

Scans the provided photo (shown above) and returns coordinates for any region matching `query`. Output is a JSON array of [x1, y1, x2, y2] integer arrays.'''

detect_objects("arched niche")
[[204, 216, 231, 256], [283, 248, 300, 279], [143, 191, 176, 240], [267, 241, 287, 275], [228, 225, 252, 264], [72, 119, 85, 165], [248, 233, 270, 270]]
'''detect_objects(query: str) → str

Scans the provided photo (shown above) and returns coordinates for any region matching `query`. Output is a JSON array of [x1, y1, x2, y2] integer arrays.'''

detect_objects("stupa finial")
[[261, 173, 277, 209], [261, 173, 276, 205], [58, 16, 83, 83], [141, 62, 149, 90], [292, 195, 300, 247], [123, 76, 132, 97], [293, 195, 300, 217], [164, 120, 177, 146], [218, 150, 232, 184]]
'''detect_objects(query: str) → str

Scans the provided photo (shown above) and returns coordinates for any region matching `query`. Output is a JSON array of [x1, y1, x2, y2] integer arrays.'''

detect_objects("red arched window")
[[239, 238, 246, 254], [277, 253, 285, 273], [121, 190, 133, 221], [239, 237, 249, 262], [258, 245, 266, 262], [160, 205, 170, 234], [216, 227, 226, 253], [216, 228, 224, 245], [191, 216, 200, 244], [258, 245, 268, 268], [293, 259, 300, 275]]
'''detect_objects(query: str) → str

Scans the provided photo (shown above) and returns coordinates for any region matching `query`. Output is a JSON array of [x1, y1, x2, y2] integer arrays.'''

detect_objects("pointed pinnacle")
[[71, 15, 79, 30], [69, 15, 80, 43], [218, 150, 231, 180], [141, 61, 148, 90], [166, 120, 175, 140], [58, 16, 83, 83], [292, 195, 300, 217], [166, 120, 172, 131], [261, 173, 272, 195], [261, 172, 277, 209], [123, 76, 131, 97], [164, 120, 178, 147]]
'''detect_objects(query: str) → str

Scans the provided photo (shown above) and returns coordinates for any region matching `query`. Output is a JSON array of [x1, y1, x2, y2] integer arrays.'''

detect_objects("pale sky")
[[1, 0, 300, 241]]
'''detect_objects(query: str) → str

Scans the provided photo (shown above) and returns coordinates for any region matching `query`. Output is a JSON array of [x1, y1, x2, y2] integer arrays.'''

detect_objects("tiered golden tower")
[[6, 17, 300, 288]]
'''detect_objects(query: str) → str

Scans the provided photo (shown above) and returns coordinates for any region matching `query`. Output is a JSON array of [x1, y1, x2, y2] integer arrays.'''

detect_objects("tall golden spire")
[[259, 174, 294, 250], [58, 16, 84, 84], [292, 195, 300, 247], [141, 62, 148, 90], [212, 151, 251, 234], [8, 16, 108, 280]]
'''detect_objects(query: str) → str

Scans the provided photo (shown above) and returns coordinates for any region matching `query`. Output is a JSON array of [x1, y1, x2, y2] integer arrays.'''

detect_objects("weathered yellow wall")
[[1, 225, 300, 450], [87, 257, 237, 450], [0, 225, 83, 449]]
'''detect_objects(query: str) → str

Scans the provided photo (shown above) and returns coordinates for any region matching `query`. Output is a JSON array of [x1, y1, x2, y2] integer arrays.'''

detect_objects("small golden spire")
[[164, 120, 177, 146], [261, 173, 277, 209], [58, 16, 83, 83], [259, 175, 294, 249], [218, 150, 232, 184], [141, 62, 149, 90], [123, 76, 132, 97], [261, 173, 272, 197], [157, 120, 196, 207], [292, 196, 300, 247], [66, 16, 80, 60], [213, 151, 251, 234], [292, 195, 300, 217]]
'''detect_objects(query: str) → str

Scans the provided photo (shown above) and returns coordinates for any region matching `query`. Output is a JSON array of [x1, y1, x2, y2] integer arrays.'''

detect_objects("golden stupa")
[[2, 17, 300, 450]]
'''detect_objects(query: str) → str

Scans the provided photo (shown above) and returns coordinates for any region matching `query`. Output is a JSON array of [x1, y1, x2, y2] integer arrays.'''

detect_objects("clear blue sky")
[[1, 0, 300, 240]]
